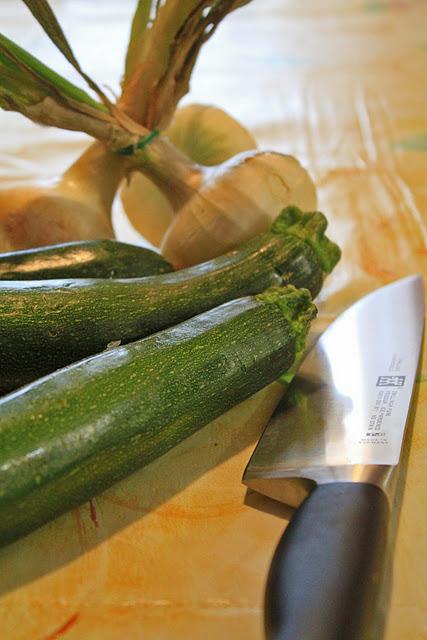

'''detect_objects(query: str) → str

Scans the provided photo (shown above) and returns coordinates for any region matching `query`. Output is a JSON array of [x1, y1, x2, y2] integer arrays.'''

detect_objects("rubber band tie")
[[117, 129, 160, 156]]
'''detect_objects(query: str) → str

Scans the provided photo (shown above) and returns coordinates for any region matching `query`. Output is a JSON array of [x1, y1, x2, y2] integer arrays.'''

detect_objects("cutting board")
[[0, 1, 426, 638]]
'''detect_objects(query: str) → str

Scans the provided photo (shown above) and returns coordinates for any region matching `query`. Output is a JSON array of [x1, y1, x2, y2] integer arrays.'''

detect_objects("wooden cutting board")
[[0, 1, 426, 638]]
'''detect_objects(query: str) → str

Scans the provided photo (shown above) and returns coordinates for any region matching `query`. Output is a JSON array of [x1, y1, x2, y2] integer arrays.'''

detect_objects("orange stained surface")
[[0, 1, 426, 639]]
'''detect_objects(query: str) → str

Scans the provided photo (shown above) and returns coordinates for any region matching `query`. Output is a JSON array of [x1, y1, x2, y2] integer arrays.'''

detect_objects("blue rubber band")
[[118, 129, 160, 156]]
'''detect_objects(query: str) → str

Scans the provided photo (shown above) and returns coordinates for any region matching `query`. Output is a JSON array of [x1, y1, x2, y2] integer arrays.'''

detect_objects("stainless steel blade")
[[244, 275, 424, 506]]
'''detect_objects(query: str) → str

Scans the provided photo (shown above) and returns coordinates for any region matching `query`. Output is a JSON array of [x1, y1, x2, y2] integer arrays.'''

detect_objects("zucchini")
[[0, 239, 172, 280], [0, 206, 339, 392], [0, 285, 316, 546]]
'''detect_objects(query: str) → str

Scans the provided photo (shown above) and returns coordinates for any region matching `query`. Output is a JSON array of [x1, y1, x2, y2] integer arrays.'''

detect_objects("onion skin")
[[161, 150, 317, 268], [165, 103, 257, 166], [0, 185, 114, 252], [120, 104, 257, 246], [0, 143, 123, 252]]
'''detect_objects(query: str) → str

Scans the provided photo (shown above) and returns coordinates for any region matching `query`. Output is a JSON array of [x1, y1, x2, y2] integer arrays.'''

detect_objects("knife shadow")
[[0, 383, 284, 597], [243, 489, 295, 521]]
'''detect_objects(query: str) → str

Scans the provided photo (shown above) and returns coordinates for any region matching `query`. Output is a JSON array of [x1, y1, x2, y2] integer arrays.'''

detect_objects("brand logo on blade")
[[376, 375, 406, 387]]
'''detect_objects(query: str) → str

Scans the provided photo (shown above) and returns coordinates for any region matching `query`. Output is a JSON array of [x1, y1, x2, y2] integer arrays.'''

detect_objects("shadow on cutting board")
[[0, 382, 285, 596]]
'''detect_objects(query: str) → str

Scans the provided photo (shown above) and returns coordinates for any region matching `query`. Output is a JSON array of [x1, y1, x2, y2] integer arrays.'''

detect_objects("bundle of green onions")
[[0, 0, 317, 267]]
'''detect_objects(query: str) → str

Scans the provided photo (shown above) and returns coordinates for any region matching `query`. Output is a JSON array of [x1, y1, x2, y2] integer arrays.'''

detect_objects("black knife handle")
[[265, 482, 389, 640]]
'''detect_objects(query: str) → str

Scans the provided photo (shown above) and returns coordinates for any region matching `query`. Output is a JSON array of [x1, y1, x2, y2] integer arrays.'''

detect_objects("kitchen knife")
[[243, 275, 424, 640]]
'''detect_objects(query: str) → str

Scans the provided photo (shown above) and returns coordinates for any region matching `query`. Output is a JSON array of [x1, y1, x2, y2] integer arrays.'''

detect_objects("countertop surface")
[[0, 1, 426, 638]]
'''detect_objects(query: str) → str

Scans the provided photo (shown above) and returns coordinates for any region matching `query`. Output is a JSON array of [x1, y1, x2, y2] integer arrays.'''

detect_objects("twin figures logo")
[[376, 375, 406, 388]]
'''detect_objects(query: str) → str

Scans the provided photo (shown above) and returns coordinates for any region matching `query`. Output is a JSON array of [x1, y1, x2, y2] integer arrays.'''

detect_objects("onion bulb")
[[121, 105, 316, 267], [166, 103, 257, 165], [120, 103, 257, 246], [0, 143, 124, 252], [161, 150, 317, 267]]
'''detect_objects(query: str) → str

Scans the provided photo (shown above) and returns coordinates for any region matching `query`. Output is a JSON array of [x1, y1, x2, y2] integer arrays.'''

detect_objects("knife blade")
[[243, 275, 424, 640]]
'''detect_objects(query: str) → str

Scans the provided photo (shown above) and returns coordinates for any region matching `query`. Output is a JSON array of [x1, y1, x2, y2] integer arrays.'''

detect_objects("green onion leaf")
[[20, 0, 111, 107], [0, 32, 106, 112]]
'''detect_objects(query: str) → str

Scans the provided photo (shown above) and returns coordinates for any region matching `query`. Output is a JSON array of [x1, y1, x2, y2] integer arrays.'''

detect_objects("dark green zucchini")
[[0, 285, 316, 546], [0, 206, 339, 392], [0, 239, 172, 280]]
